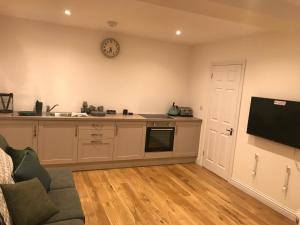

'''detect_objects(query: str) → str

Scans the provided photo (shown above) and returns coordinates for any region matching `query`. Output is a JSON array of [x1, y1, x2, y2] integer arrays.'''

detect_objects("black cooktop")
[[139, 114, 174, 119]]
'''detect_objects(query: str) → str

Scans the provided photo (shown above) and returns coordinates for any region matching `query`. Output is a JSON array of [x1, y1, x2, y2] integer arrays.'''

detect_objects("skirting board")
[[229, 178, 298, 222], [44, 157, 197, 171]]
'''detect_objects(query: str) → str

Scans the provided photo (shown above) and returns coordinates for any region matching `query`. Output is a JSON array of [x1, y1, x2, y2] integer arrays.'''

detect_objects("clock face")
[[101, 38, 120, 58]]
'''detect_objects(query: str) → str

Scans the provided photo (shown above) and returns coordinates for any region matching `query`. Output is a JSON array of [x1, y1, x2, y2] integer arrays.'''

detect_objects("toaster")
[[179, 107, 193, 117]]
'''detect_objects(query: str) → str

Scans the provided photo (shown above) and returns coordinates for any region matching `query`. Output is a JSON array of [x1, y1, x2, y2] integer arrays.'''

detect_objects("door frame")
[[201, 60, 247, 180]]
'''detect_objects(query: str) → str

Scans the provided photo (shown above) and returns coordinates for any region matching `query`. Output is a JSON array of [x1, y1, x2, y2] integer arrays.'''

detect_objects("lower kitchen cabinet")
[[114, 122, 146, 160], [78, 138, 114, 162], [77, 122, 115, 162], [173, 122, 201, 157], [0, 120, 38, 150], [38, 121, 78, 165]]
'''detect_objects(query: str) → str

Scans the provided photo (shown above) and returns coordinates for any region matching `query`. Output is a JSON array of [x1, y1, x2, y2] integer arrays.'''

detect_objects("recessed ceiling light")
[[176, 30, 182, 36], [64, 9, 71, 16], [107, 20, 119, 28]]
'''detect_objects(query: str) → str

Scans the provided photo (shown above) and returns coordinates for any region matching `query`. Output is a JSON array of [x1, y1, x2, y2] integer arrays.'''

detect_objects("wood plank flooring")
[[73, 163, 294, 225]]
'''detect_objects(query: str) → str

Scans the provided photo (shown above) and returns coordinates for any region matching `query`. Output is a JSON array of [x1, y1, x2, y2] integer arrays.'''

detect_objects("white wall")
[[2, 14, 300, 219], [0, 16, 192, 113], [190, 31, 300, 214]]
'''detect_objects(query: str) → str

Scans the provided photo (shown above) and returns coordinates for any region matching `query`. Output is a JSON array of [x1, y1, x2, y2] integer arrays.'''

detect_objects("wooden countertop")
[[0, 113, 201, 122]]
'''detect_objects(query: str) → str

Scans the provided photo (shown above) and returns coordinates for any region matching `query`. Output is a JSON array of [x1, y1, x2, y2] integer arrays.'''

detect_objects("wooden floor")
[[73, 164, 294, 225]]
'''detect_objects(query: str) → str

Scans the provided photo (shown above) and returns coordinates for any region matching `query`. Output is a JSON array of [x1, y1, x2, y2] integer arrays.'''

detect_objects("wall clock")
[[101, 38, 120, 58]]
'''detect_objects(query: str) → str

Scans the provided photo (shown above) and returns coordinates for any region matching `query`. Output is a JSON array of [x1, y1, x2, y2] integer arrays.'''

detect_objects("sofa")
[[0, 135, 85, 225]]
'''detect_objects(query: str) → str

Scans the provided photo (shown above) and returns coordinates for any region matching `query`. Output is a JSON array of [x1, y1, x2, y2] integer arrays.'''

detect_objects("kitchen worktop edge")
[[0, 113, 202, 122]]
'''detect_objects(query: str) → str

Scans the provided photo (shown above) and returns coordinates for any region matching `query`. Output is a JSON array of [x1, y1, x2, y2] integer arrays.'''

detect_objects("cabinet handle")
[[75, 126, 78, 137], [91, 133, 103, 137], [33, 125, 37, 137], [252, 153, 259, 176], [282, 166, 291, 193], [115, 125, 118, 136], [90, 140, 110, 145]]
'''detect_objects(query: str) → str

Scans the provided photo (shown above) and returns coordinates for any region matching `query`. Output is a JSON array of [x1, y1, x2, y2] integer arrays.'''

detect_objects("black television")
[[247, 97, 300, 149]]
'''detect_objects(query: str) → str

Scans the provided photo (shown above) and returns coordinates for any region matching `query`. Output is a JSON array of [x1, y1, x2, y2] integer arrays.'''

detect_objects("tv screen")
[[247, 97, 300, 149]]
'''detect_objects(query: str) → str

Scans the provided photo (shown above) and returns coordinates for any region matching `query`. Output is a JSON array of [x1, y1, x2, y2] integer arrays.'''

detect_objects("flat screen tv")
[[247, 97, 300, 149]]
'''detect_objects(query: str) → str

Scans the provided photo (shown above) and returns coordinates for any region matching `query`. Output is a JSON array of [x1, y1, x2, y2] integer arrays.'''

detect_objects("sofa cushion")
[[45, 188, 84, 224], [13, 152, 51, 191], [5, 147, 39, 171], [47, 168, 74, 190], [0, 178, 59, 225], [43, 219, 84, 225], [0, 136, 8, 151], [0, 148, 14, 225]]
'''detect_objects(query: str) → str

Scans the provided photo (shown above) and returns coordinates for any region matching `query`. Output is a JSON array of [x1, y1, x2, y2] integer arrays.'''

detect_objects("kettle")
[[168, 102, 180, 116]]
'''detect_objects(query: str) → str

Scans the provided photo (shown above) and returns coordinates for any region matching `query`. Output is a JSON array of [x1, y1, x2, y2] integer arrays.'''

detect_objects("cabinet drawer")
[[79, 122, 115, 130], [79, 129, 115, 139], [78, 138, 113, 162]]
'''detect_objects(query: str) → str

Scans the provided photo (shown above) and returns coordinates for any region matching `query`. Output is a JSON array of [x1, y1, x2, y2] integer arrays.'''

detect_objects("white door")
[[204, 64, 244, 180]]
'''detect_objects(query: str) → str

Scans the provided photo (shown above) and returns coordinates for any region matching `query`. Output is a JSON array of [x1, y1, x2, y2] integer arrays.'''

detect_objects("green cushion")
[[13, 152, 51, 191], [45, 188, 85, 224], [47, 168, 74, 190], [5, 147, 38, 171], [0, 178, 59, 225], [0, 135, 8, 151], [44, 219, 84, 225]]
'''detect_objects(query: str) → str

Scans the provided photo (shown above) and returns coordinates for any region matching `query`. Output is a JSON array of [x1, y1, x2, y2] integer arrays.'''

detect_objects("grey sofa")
[[0, 135, 85, 225]]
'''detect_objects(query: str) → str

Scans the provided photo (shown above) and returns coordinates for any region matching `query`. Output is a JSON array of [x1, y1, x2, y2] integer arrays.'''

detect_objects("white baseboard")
[[195, 158, 202, 166], [229, 178, 298, 222]]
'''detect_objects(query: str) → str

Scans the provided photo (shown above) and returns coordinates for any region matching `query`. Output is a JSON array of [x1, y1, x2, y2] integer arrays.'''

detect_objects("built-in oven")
[[145, 121, 175, 152]]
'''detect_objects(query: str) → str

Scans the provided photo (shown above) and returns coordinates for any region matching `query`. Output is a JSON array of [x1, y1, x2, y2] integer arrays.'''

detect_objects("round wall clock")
[[101, 38, 120, 58]]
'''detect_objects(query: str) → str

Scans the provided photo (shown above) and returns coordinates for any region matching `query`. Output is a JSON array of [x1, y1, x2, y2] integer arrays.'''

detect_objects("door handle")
[[226, 128, 233, 136]]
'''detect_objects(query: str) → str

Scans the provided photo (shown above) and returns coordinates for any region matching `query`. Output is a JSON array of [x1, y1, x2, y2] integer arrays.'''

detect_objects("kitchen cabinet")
[[114, 122, 146, 160], [0, 120, 38, 150], [38, 121, 78, 165], [78, 122, 115, 162], [173, 122, 201, 157]]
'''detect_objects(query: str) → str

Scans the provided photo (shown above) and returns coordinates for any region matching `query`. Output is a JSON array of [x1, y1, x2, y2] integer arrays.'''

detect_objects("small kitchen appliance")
[[167, 102, 180, 116], [0, 93, 13, 113], [179, 107, 193, 117]]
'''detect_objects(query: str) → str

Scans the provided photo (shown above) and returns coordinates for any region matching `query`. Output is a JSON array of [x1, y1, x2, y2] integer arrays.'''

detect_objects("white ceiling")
[[0, 0, 297, 45]]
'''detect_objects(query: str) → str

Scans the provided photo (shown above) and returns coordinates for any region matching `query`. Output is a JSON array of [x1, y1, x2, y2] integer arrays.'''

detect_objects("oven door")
[[145, 127, 175, 152]]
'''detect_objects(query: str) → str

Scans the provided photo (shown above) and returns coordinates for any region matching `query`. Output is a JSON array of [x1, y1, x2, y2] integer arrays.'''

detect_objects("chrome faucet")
[[46, 104, 59, 113]]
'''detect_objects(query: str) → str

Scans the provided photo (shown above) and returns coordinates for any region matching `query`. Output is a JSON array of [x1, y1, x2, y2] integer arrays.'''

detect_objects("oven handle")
[[150, 128, 174, 131]]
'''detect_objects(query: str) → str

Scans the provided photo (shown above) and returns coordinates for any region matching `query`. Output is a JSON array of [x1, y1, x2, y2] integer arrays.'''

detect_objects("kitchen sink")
[[49, 112, 72, 117]]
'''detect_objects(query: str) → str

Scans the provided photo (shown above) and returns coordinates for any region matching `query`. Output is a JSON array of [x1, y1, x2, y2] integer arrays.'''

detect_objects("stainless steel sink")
[[49, 112, 72, 117]]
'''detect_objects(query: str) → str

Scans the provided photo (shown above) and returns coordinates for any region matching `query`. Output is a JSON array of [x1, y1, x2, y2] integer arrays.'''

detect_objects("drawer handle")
[[90, 141, 110, 145], [91, 134, 103, 136]]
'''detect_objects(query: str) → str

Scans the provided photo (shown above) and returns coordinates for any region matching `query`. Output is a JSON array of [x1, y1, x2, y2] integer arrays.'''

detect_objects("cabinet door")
[[114, 122, 146, 160], [38, 121, 78, 165], [78, 138, 114, 162], [0, 121, 38, 150], [174, 122, 201, 157]]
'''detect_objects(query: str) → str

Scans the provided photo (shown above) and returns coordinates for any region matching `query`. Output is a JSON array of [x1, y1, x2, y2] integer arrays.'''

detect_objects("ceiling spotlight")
[[64, 9, 71, 16], [176, 30, 182, 36]]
